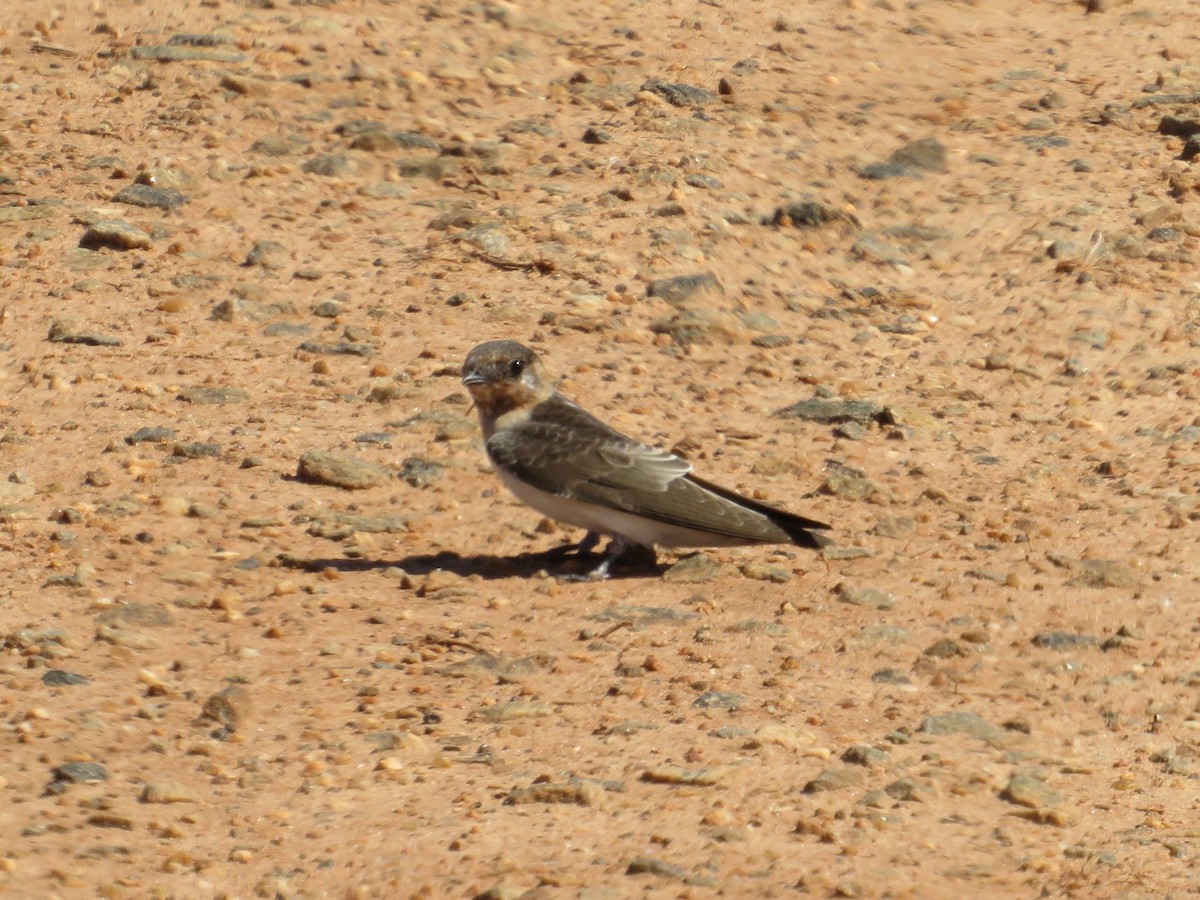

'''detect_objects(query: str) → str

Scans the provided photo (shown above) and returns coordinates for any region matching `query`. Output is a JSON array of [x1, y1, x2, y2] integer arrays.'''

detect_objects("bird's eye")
[[508, 358, 526, 377]]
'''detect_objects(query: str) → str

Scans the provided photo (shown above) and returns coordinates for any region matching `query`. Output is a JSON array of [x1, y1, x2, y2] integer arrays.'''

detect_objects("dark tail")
[[688, 474, 831, 549]]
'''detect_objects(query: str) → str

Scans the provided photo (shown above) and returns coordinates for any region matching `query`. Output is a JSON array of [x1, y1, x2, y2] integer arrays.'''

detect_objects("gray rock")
[[52, 762, 107, 784], [297, 451, 392, 490], [919, 711, 999, 740], [767, 198, 859, 230], [399, 457, 443, 488], [244, 240, 287, 269], [47, 319, 122, 346], [776, 398, 885, 425], [1001, 769, 1062, 809], [1032, 631, 1098, 650], [640, 79, 716, 107], [645, 272, 724, 307], [663, 553, 724, 583], [201, 684, 253, 730], [298, 340, 374, 357], [178, 385, 250, 405], [126, 427, 176, 445], [42, 670, 89, 687], [300, 154, 359, 177], [835, 584, 894, 610], [111, 183, 187, 210], [842, 744, 890, 766], [860, 137, 948, 179], [80, 219, 151, 250], [96, 602, 174, 628], [693, 690, 745, 710], [803, 765, 863, 793], [130, 44, 245, 62]]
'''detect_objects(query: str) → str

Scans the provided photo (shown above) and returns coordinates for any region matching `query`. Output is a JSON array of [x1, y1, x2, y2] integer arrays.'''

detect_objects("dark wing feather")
[[486, 394, 830, 546]]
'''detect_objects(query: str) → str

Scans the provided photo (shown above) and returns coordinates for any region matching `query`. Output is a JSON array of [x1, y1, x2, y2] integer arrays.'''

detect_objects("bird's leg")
[[533, 531, 602, 562], [586, 536, 627, 580]]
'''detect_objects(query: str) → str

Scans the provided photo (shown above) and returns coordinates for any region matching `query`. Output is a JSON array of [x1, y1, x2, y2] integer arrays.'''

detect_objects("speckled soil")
[[1, 0, 1199, 897]]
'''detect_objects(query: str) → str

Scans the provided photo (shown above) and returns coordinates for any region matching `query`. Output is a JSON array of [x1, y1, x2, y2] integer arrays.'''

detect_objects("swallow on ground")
[[461, 340, 831, 579]]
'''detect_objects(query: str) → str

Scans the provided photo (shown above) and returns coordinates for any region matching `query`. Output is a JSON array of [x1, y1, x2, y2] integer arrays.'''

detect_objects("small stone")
[[1031, 631, 1098, 650], [693, 690, 745, 710], [739, 562, 790, 583], [663, 553, 724, 583], [472, 700, 553, 723], [399, 457, 443, 488], [919, 711, 999, 740], [178, 385, 250, 405], [47, 319, 122, 347], [835, 583, 894, 609], [803, 765, 863, 793], [776, 398, 884, 425], [142, 781, 201, 803], [860, 137, 948, 179], [297, 451, 392, 490], [1002, 769, 1063, 809], [80, 220, 151, 250], [244, 240, 287, 269], [640, 78, 715, 107], [641, 765, 725, 786], [126, 426, 176, 445], [505, 781, 604, 807], [42, 670, 90, 687], [645, 272, 725, 307], [96, 602, 174, 628], [111, 183, 187, 210], [201, 685, 253, 730], [52, 762, 108, 784], [841, 744, 890, 767]]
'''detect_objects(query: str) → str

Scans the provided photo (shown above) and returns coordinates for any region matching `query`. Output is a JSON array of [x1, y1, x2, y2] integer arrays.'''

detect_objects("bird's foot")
[[557, 537, 655, 581], [533, 531, 602, 563]]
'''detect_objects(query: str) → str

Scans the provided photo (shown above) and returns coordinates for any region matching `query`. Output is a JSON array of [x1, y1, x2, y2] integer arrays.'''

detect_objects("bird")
[[461, 340, 830, 579]]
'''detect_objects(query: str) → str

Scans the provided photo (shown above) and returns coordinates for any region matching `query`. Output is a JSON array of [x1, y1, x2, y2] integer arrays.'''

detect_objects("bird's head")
[[461, 340, 553, 427]]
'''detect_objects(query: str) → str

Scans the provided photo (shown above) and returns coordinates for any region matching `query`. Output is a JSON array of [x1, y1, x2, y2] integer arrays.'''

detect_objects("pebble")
[[641, 765, 725, 786], [142, 780, 201, 803], [129, 44, 245, 62], [297, 451, 392, 490], [645, 272, 725, 306], [649, 308, 745, 346], [1002, 769, 1063, 809], [244, 240, 288, 269], [177, 385, 250, 405], [859, 137, 948, 179], [776, 398, 884, 425], [42, 670, 90, 687], [1031, 631, 1098, 650], [768, 198, 860, 231], [298, 340, 374, 357], [804, 765, 863, 793], [639, 78, 716, 107], [201, 684, 253, 730], [399, 457, 444, 487], [96, 602, 174, 628], [835, 584, 894, 610], [472, 700, 553, 723], [52, 762, 107, 784], [693, 690, 745, 710], [662, 553, 724, 583], [125, 426, 176, 445], [47, 318, 122, 346], [739, 562, 790, 583], [919, 712, 1000, 740], [111, 183, 187, 210], [505, 781, 604, 807], [79, 220, 152, 251]]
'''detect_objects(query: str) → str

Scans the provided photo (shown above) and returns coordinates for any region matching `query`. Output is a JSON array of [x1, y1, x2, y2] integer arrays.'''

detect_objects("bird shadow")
[[276, 547, 667, 581]]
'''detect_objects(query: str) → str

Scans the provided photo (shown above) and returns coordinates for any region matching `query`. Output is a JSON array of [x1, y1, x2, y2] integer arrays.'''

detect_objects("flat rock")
[[296, 452, 392, 490]]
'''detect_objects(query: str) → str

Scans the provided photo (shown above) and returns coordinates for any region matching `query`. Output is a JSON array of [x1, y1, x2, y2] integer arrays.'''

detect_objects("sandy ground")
[[1, 0, 1199, 896]]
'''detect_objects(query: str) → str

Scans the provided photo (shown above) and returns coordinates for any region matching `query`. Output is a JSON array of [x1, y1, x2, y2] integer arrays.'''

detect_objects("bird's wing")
[[486, 395, 820, 543]]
